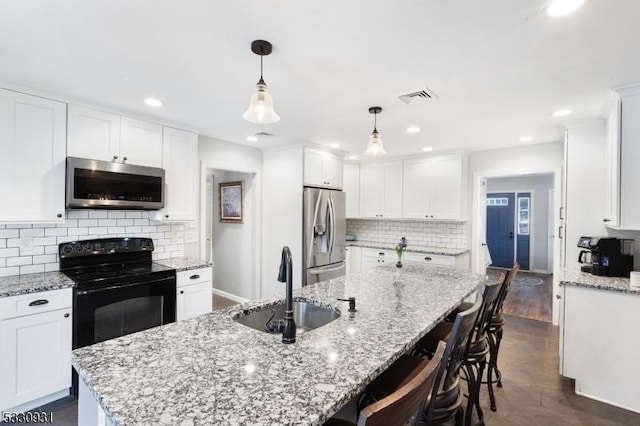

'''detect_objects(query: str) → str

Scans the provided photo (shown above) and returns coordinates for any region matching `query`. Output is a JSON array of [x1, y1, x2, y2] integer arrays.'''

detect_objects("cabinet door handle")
[[113, 155, 118, 160], [559, 206, 564, 220], [165, 215, 169, 218], [64, 313, 70, 318], [556, 294, 562, 300], [190, 274, 200, 280], [558, 226, 563, 239], [28, 299, 49, 307], [180, 290, 184, 294], [123, 156, 128, 162], [57, 213, 63, 218], [424, 257, 432, 261]]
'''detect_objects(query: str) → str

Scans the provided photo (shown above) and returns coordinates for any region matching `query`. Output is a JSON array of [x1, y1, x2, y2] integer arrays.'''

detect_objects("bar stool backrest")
[[493, 262, 520, 318], [473, 274, 504, 342], [424, 297, 482, 422], [359, 341, 446, 426]]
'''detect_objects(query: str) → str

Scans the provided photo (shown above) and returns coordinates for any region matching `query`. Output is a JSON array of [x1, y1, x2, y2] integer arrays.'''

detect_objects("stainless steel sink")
[[233, 300, 340, 334]]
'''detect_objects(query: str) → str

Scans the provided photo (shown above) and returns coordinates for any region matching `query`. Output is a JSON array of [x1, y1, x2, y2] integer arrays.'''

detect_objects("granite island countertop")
[[72, 263, 484, 426], [347, 240, 469, 256], [560, 269, 640, 295]]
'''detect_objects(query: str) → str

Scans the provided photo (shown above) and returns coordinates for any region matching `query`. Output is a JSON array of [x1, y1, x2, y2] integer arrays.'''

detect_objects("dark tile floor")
[[8, 315, 640, 425]]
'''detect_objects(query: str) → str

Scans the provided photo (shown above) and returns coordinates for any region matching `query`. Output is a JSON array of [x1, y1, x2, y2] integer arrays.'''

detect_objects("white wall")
[[487, 174, 554, 272], [210, 170, 256, 300], [261, 147, 303, 298]]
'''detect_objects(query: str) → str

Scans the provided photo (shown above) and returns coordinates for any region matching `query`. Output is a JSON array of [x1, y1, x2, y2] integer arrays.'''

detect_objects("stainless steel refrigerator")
[[303, 187, 346, 286]]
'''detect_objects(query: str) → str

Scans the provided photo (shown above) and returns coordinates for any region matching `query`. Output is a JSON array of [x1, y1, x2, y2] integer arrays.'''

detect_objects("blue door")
[[486, 193, 515, 268]]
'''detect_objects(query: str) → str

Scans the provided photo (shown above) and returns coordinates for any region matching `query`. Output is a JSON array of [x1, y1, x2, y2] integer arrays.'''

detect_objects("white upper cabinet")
[[0, 89, 66, 223], [152, 127, 198, 222], [68, 105, 163, 168], [360, 161, 402, 219], [402, 154, 464, 220], [120, 117, 163, 168], [67, 104, 120, 161], [343, 164, 360, 218], [603, 99, 620, 227], [303, 148, 343, 189]]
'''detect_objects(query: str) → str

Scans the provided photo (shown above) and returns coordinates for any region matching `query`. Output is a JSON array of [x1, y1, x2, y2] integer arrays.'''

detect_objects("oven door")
[[73, 275, 176, 349]]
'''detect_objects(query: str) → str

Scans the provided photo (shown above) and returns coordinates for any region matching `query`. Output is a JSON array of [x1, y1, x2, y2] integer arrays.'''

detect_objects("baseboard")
[[1, 389, 70, 417], [530, 269, 552, 275], [212, 288, 249, 303], [574, 383, 640, 414]]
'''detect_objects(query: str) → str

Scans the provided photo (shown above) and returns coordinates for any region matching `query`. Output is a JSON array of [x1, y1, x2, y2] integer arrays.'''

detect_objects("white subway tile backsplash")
[[346, 219, 469, 251], [20, 264, 44, 274], [6, 224, 29, 229], [20, 228, 45, 237], [88, 211, 109, 219], [0, 209, 188, 278], [67, 210, 89, 219], [45, 228, 67, 237], [0, 229, 19, 238]]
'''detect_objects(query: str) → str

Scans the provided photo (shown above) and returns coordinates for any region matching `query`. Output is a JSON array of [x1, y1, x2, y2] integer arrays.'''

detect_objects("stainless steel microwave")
[[66, 157, 165, 210]]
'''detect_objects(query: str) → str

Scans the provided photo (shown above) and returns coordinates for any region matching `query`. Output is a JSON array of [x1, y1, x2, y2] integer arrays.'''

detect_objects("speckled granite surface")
[[72, 263, 483, 426], [0, 272, 75, 298], [155, 257, 214, 272], [560, 269, 640, 295], [347, 240, 469, 256]]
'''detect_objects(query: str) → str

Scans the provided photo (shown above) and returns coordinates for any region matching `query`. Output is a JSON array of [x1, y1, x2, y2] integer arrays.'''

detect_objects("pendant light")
[[364, 106, 387, 156], [243, 40, 280, 124]]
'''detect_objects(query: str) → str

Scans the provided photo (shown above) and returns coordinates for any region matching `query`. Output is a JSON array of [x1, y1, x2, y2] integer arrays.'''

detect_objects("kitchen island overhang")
[[72, 263, 484, 426]]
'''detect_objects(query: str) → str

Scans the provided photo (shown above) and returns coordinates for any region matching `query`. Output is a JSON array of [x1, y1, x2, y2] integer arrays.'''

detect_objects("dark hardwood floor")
[[490, 268, 553, 323], [212, 293, 239, 310]]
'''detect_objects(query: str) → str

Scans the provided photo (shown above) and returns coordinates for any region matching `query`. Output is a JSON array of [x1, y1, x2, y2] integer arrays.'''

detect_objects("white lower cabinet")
[[403, 252, 455, 267], [176, 267, 213, 321], [0, 288, 72, 416], [361, 248, 395, 270]]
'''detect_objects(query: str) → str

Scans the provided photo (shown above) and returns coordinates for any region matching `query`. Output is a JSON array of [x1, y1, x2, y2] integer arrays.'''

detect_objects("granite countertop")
[[154, 257, 214, 272], [560, 269, 640, 295], [0, 271, 75, 298], [72, 263, 483, 426], [347, 240, 469, 256]]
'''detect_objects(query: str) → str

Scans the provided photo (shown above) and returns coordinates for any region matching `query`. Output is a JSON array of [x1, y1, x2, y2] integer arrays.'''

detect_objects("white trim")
[[212, 288, 249, 304], [575, 385, 640, 415]]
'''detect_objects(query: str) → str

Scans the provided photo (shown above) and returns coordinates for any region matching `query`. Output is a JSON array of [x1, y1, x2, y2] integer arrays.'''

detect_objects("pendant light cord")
[[373, 111, 378, 133]]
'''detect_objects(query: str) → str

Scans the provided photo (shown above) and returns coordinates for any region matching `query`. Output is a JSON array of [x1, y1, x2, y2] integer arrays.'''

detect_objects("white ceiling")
[[1, 0, 639, 158]]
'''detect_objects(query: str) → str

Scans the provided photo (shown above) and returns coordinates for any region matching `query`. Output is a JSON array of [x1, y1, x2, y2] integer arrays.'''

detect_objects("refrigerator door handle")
[[308, 264, 344, 274], [328, 197, 335, 257]]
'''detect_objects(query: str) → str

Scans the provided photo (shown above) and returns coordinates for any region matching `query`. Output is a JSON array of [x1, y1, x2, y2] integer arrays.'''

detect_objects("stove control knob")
[[62, 245, 73, 256], [74, 244, 83, 253], [83, 242, 92, 251], [135, 240, 143, 247], [144, 240, 153, 249]]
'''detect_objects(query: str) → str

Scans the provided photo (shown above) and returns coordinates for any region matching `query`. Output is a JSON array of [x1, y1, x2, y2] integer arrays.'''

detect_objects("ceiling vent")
[[397, 87, 438, 104], [254, 131, 275, 138]]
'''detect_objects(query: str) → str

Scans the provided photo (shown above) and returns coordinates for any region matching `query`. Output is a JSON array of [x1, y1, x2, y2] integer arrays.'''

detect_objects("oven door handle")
[[76, 276, 175, 295]]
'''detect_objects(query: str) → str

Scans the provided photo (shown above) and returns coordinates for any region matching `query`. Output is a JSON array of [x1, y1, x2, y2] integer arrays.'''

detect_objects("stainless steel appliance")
[[60, 237, 176, 395], [66, 157, 165, 210], [303, 187, 346, 286], [577, 236, 634, 277]]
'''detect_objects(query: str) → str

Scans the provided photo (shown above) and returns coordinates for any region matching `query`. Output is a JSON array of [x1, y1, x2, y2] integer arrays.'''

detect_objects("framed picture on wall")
[[218, 181, 244, 223]]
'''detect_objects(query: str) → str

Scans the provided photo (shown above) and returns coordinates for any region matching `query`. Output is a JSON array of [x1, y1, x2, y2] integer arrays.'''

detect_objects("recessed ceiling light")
[[348, 155, 358, 160], [553, 109, 573, 117], [546, 0, 585, 17], [520, 136, 534, 142], [330, 143, 340, 148], [144, 98, 163, 107], [406, 126, 420, 134], [422, 147, 433, 152], [246, 136, 258, 142]]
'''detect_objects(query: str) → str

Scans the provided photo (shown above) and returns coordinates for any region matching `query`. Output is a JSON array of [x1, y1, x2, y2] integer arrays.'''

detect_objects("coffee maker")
[[577, 236, 634, 277]]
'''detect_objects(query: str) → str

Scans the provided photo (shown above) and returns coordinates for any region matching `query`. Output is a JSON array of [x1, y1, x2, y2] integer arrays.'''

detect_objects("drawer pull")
[[190, 274, 201, 280], [378, 252, 385, 256], [424, 257, 432, 262], [28, 299, 49, 307]]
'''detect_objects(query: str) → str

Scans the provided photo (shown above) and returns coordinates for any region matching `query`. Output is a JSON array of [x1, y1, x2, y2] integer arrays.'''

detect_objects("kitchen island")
[[72, 263, 484, 426], [560, 269, 640, 414]]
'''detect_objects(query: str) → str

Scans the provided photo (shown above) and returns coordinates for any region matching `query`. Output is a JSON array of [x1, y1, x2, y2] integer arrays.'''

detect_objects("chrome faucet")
[[277, 246, 296, 344]]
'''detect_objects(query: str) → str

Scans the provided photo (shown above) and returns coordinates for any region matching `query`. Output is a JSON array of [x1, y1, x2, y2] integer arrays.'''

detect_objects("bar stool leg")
[[487, 332, 498, 412], [495, 328, 504, 388]]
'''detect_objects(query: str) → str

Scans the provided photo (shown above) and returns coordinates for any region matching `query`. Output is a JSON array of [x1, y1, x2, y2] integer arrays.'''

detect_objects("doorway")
[[476, 173, 558, 324]]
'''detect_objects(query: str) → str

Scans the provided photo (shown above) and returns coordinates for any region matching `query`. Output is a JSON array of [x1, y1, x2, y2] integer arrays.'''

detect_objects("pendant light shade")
[[243, 40, 280, 124], [364, 106, 387, 157]]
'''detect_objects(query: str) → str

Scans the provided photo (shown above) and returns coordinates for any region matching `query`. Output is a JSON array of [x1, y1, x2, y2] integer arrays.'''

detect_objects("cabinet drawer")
[[177, 267, 212, 288], [362, 248, 395, 259], [0, 288, 72, 320], [404, 252, 455, 267]]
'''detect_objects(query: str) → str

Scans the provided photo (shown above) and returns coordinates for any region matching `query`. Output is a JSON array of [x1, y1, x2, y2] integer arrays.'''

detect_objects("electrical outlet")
[[20, 236, 34, 254]]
